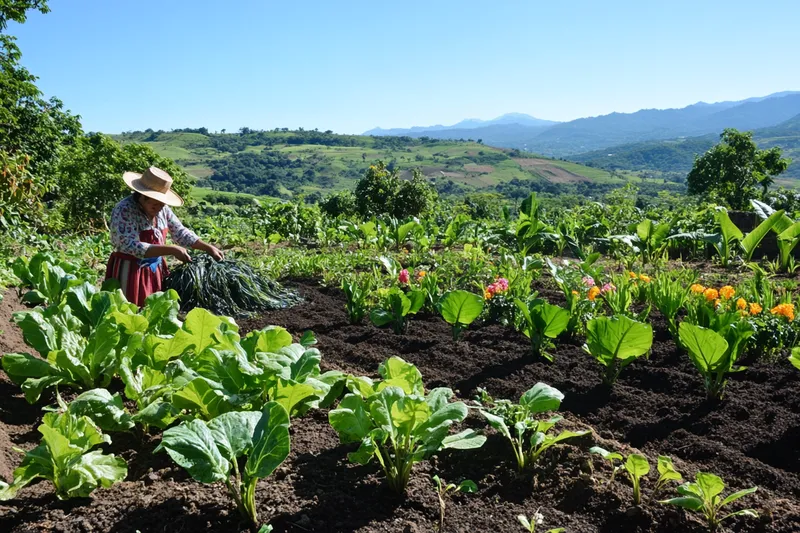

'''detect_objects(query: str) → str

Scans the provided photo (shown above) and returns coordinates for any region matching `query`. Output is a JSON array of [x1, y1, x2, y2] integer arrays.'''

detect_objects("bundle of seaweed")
[[164, 254, 300, 316]]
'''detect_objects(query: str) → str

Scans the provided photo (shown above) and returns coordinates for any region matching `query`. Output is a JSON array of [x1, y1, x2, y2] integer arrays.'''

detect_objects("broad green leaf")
[[68, 389, 134, 432], [156, 418, 229, 483], [660, 495, 705, 511], [679, 323, 729, 373], [271, 378, 321, 417], [585, 315, 653, 365], [520, 382, 564, 413], [534, 302, 570, 339], [590, 446, 623, 461], [245, 402, 291, 480], [442, 429, 486, 450], [742, 209, 785, 260], [407, 290, 425, 314], [131, 399, 178, 429], [656, 455, 682, 483], [64, 450, 127, 498], [790, 347, 800, 371], [2, 352, 55, 385], [696, 472, 725, 500], [172, 378, 233, 420], [625, 453, 650, 478], [329, 394, 374, 443], [717, 210, 744, 243], [480, 411, 511, 440], [719, 486, 758, 508], [241, 326, 293, 356], [457, 480, 478, 493], [208, 411, 262, 462], [377, 357, 423, 395], [440, 290, 484, 327]]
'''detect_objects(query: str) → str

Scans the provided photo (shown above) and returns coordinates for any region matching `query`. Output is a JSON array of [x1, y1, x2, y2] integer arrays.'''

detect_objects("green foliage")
[[355, 161, 437, 219], [156, 402, 290, 528], [590, 448, 682, 504], [0, 406, 127, 501], [0, 0, 49, 30], [320, 189, 357, 217], [477, 383, 588, 471], [329, 357, 485, 494], [439, 290, 484, 340], [515, 296, 569, 360], [432, 475, 477, 531], [341, 274, 371, 324], [370, 287, 425, 334], [649, 270, 694, 340], [687, 128, 790, 209], [55, 133, 192, 230], [679, 322, 749, 400], [660, 472, 758, 530], [584, 315, 653, 385]]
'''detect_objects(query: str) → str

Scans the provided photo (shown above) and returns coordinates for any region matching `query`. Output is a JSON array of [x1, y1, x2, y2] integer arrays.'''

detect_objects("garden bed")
[[0, 281, 799, 532]]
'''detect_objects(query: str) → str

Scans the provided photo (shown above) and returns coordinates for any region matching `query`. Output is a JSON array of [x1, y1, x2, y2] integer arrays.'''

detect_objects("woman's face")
[[138, 195, 166, 218]]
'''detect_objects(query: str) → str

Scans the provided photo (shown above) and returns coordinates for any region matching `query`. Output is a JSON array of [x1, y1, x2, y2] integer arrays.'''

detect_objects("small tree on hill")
[[687, 128, 791, 209], [354, 161, 437, 219]]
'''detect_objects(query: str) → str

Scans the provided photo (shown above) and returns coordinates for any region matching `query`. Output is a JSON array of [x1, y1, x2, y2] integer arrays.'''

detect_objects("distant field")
[[115, 131, 666, 197]]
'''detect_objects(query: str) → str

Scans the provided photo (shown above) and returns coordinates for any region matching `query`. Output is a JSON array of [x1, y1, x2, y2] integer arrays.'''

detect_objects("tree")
[[354, 161, 437, 219], [687, 128, 791, 209], [0, 0, 49, 31]]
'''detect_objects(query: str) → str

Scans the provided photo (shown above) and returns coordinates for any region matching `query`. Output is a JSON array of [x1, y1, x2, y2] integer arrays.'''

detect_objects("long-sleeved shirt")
[[110, 195, 199, 258]]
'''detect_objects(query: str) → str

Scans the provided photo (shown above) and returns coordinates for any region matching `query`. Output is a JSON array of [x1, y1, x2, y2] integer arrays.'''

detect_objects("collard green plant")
[[66, 388, 135, 432], [476, 383, 588, 471], [660, 472, 758, 531], [440, 290, 484, 340], [583, 315, 653, 385], [370, 287, 425, 334], [156, 402, 290, 528], [0, 407, 127, 500], [432, 475, 477, 532], [11, 252, 83, 306], [3, 305, 121, 403], [329, 357, 486, 494], [515, 297, 569, 361]]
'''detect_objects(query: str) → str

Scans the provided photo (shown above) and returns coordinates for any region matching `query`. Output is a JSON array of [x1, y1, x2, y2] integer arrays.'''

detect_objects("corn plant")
[[660, 472, 757, 531], [476, 383, 588, 471]]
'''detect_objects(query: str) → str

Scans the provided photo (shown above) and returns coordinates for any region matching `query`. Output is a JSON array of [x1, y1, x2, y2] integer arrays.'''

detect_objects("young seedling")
[[589, 446, 623, 484], [653, 455, 682, 494], [517, 510, 565, 533], [624, 453, 650, 505], [661, 472, 758, 531], [432, 475, 477, 531]]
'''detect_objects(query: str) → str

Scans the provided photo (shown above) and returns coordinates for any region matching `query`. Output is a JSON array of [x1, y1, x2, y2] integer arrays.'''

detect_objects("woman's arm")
[[191, 240, 224, 261], [144, 244, 191, 262], [165, 207, 224, 261]]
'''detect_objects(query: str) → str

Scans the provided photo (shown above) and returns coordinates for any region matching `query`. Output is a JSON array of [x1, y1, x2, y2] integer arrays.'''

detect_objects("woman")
[[106, 166, 224, 306]]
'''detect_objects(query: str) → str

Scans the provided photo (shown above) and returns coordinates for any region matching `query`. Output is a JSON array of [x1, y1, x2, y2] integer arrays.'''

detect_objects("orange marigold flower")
[[639, 274, 651, 283], [629, 271, 638, 279], [484, 290, 493, 300], [703, 288, 719, 302], [771, 303, 795, 321], [416, 270, 427, 281], [588, 286, 601, 301], [749, 302, 763, 315], [571, 290, 579, 296], [690, 284, 705, 294], [736, 298, 747, 310], [719, 285, 735, 300]]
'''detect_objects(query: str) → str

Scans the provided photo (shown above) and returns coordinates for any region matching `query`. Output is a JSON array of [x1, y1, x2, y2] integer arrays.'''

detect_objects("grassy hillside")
[[114, 129, 668, 199]]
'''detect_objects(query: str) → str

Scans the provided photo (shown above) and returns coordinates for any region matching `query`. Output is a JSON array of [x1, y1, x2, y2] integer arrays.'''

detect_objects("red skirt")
[[105, 252, 169, 307]]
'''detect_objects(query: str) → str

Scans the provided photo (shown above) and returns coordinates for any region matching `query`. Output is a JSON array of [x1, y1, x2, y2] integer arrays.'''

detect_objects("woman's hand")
[[206, 244, 224, 262], [171, 246, 192, 263]]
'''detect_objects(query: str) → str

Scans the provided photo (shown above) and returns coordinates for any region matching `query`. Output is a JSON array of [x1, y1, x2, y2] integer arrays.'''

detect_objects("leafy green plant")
[[156, 402, 290, 529], [370, 287, 425, 334], [654, 455, 683, 493], [0, 406, 127, 500], [590, 446, 623, 484], [440, 290, 484, 340], [342, 274, 371, 324], [789, 347, 800, 370], [515, 296, 569, 361], [660, 472, 758, 531], [66, 388, 135, 432], [329, 357, 485, 494], [624, 454, 650, 505], [679, 322, 749, 399], [11, 252, 83, 306], [476, 383, 588, 471], [583, 315, 653, 385], [649, 270, 694, 340], [741, 209, 785, 261], [432, 475, 477, 531], [3, 305, 121, 403]]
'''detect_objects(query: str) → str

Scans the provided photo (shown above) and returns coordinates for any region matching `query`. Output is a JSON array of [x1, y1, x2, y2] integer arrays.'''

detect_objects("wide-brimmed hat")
[[122, 167, 184, 207]]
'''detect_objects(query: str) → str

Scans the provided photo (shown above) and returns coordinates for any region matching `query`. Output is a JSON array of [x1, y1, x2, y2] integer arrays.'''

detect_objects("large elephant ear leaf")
[[533, 302, 570, 339], [244, 402, 291, 480], [440, 290, 484, 327], [679, 322, 728, 373]]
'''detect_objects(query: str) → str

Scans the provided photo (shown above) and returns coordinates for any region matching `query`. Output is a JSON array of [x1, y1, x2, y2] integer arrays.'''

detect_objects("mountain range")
[[364, 91, 800, 157]]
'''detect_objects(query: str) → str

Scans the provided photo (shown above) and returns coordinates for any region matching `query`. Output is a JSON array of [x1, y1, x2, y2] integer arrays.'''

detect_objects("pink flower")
[[582, 276, 595, 287], [601, 282, 616, 293], [495, 278, 509, 291], [398, 269, 410, 284]]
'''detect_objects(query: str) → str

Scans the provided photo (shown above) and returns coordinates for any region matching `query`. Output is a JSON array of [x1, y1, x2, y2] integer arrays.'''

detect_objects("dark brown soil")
[[1, 282, 799, 532]]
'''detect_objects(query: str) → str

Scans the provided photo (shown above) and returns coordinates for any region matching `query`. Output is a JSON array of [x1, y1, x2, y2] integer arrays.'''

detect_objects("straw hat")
[[122, 167, 184, 207]]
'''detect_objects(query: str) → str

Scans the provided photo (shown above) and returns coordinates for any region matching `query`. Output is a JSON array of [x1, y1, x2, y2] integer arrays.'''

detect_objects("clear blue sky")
[[8, 0, 800, 134]]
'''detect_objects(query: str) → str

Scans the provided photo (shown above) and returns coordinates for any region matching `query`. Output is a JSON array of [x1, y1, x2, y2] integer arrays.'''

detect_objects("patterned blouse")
[[110, 195, 199, 258]]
